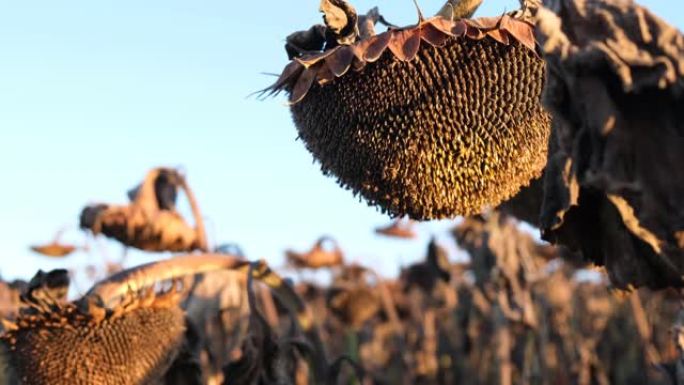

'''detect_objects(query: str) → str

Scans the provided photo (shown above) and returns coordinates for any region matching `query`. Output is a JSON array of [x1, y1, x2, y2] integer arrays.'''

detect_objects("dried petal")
[[500, 16, 536, 51], [316, 63, 335, 85], [451, 20, 468, 36], [296, 47, 339, 68], [285, 25, 327, 59], [388, 29, 421, 61], [487, 29, 511, 45], [325, 45, 355, 76], [362, 31, 392, 62], [421, 23, 451, 47], [30, 243, 76, 258], [266, 61, 305, 96], [320, 0, 358, 45], [290, 64, 320, 104], [466, 25, 486, 40], [425, 17, 457, 35], [466, 16, 501, 30]]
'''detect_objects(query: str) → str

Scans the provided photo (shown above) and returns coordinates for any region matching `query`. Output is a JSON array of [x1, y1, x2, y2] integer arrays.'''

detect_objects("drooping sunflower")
[[266, 0, 550, 220]]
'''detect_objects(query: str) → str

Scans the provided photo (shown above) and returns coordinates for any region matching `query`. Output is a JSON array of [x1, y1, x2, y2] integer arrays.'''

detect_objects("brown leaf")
[[316, 63, 336, 85], [360, 31, 391, 62], [388, 29, 421, 61], [290, 64, 320, 104], [286, 236, 344, 269], [500, 16, 536, 51], [420, 23, 451, 47], [487, 29, 511, 45], [30, 243, 76, 258], [375, 219, 417, 239], [268, 60, 304, 95], [425, 17, 457, 35], [325, 45, 355, 76], [320, 0, 358, 45], [465, 24, 486, 40], [320, 0, 349, 35], [296, 47, 339, 68], [285, 25, 327, 60], [451, 20, 468, 36], [465, 16, 501, 30]]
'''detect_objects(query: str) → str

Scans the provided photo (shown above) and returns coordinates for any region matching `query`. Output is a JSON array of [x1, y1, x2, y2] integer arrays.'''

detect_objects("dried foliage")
[[285, 214, 681, 385], [29, 229, 77, 258], [29, 243, 75, 258], [285, 236, 344, 269], [532, 0, 684, 289], [4, 214, 684, 385], [80, 168, 208, 253], [265, 2, 550, 220], [375, 219, 418, 239]]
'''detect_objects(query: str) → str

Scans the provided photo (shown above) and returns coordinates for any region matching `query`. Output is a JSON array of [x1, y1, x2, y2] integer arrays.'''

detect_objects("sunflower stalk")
[[435, 0, 483, 20]]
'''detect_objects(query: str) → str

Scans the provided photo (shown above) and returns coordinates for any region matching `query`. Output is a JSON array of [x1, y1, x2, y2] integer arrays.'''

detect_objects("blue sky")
[[0, 0, 681, 286]]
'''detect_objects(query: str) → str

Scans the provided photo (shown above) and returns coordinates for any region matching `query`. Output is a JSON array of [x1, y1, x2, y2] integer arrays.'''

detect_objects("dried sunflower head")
[[79, 168, 208, 252], [0, 255, 246, 385], [266, 3, 550, 220], [285, 236, 344, 269]]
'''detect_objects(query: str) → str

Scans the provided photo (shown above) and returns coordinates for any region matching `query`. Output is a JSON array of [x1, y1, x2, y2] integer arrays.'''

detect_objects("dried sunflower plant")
[[2, 0, 684, 384]]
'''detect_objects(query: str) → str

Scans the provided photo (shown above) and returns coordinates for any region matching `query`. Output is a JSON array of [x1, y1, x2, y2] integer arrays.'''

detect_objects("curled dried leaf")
[[286, 25, 327, 60], [320, 0, 359, 45]]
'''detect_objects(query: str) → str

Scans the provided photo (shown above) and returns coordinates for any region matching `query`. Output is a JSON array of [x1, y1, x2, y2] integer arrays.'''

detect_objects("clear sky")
[[0, 0, 681, 287]]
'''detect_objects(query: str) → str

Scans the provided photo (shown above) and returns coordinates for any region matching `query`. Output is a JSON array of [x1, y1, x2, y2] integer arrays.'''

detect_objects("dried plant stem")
[[87, 254, 246, 306], [495, 307, 513, 385], [629, 292, 661, 365]]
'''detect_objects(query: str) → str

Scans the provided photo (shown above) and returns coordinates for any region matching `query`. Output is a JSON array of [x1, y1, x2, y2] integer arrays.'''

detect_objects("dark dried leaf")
[[359, 30, 391, 62], [290, 64, 321, 104], [325, 45, 355, 76], [286, 25, 327, 60]]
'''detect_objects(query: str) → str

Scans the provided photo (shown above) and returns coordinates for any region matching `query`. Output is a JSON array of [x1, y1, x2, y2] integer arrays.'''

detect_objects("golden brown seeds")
[[290, 35, 549, 219], [2, 304, 186, 385]]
